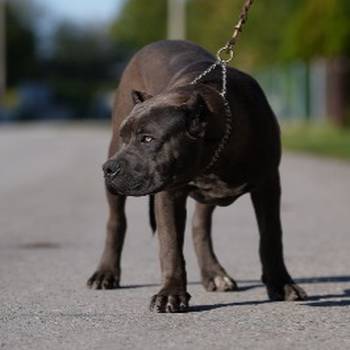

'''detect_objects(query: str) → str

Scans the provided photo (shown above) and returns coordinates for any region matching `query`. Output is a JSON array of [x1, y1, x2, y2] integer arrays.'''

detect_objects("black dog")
[[87, 40, 307, 312]]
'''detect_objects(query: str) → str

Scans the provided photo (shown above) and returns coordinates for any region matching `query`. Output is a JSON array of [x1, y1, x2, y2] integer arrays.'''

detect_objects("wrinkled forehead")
[[121, 94, 187, 136]]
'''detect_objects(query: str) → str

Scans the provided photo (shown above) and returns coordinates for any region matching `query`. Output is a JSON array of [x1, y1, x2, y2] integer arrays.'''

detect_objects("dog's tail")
[[149, 195, 156, 234]]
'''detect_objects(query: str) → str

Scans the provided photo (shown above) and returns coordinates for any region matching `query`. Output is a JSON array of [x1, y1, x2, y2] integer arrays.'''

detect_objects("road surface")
[[0, 123, 349, 349]]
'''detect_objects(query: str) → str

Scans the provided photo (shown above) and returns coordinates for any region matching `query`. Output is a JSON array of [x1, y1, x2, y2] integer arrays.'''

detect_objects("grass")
[[281, 123, 350, 161], [1, 89, 20, 108]]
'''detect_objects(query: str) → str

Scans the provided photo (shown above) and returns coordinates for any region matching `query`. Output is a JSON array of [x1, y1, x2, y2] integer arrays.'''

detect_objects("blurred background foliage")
[[110, 0, 350, 67], [110, 0, 301, 69], [1, 0, 350, 139], [5, 0, 39, 86], [110, 0, 167, 49], [284, 0, 350, 60]]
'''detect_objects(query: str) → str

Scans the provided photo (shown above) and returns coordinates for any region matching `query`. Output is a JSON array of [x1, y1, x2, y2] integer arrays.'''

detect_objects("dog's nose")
[[103, 160, 121, 179]]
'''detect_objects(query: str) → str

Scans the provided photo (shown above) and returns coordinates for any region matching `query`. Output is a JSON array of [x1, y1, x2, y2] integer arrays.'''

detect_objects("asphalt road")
[[1, 123, 349, 350]]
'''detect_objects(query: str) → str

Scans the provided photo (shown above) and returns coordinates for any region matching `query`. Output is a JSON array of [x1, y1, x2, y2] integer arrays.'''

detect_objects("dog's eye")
[[140, 135, 154, 144]]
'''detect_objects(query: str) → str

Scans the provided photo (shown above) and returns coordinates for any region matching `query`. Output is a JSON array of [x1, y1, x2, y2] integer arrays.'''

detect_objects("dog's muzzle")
[[103, 160, 121, 180]]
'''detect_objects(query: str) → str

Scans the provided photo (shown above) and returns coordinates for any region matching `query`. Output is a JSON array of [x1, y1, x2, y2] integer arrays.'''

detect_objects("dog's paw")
[[149, 292, 191, 313], [266, 283, 307, 301], [87, 270, 120, 290], [203, 273, 238, 292]]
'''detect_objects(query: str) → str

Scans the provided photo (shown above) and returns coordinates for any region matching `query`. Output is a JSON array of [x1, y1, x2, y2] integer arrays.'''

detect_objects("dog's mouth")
[[105, 178, 169, 197]]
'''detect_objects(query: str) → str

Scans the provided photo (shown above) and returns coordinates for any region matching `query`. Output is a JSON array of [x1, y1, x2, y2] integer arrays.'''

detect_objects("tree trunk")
[[326, 57, 350, 127]]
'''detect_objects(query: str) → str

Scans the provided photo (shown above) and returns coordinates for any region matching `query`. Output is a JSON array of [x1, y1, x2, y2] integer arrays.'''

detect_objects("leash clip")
[[216, 46, 234, 64]]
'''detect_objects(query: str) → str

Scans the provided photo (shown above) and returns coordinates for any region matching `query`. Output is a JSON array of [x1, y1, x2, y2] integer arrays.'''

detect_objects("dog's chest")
[[189, 174, 247, 201]]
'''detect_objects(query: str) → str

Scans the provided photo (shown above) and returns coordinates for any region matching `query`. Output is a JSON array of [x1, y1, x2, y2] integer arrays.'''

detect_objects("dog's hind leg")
[[192, 202, 237, 292], [251, 170, 307, 301], [87, 192, 127, 289]]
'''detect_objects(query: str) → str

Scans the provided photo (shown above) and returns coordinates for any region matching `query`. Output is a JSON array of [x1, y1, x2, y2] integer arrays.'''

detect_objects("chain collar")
[[189, 0, 254, 172], [190, 60, 233, 173]]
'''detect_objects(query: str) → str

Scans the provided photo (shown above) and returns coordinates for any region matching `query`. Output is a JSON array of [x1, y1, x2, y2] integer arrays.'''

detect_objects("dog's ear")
[[131, 90, 153, 104], [184, 93, 210, 140]]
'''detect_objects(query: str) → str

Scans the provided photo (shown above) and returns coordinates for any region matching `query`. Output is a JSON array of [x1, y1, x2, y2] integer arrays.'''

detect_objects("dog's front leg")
[[150, 190, 190, 313], [87, 192, 126, 289]]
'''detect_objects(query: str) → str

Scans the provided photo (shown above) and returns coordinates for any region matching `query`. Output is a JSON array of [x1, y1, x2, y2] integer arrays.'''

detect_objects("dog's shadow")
[[122, 275, 350, 311], [190, 288, 350, 312], [289, 276, 350, 308]]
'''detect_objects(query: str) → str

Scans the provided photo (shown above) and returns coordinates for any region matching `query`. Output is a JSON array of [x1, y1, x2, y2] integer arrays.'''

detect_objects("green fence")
[[255, 60, 327, 122]]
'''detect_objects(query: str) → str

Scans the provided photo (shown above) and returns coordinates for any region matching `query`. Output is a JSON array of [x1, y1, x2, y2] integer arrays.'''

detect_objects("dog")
[[87, 40, 307, 312]]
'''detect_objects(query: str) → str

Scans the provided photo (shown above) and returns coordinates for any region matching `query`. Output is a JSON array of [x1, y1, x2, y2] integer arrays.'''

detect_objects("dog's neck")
[[165, 83, 233, 174]]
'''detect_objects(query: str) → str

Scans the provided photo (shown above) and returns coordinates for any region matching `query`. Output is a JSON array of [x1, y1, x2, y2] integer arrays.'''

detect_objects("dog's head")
[[104, 86, 224, 196]]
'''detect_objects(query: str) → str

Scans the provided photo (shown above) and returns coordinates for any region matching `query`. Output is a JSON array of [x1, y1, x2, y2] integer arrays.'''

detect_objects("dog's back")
[[113, 40, 280, 168]]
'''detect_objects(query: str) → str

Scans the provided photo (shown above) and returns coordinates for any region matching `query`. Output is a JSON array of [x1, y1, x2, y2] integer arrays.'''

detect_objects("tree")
[[282, 0, 350, 125], [110, 0, 301, 70], [110, 0, 167, 49], [5, 0, 38, 86], [282, 0, 350, 60], [187, 0, 301, 69], [47, 21, 130, 117]]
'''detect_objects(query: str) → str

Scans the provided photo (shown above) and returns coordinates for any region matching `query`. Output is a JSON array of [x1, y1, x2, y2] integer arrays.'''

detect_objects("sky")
[[36, 0, 124, 25], [31, 0, 125, 56]]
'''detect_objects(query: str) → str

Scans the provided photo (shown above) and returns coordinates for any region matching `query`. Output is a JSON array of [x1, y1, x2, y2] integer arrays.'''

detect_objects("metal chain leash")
[[216, 0, 255, 65], [190, 0, 255, 172]]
